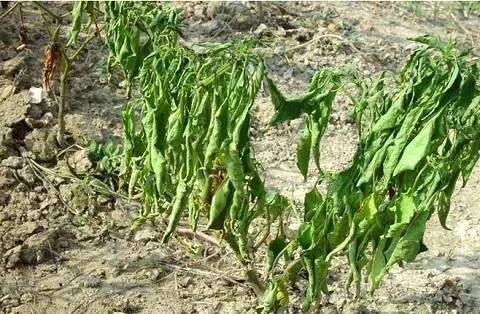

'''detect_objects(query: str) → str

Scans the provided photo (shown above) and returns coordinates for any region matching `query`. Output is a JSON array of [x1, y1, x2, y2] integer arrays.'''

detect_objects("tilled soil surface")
[[1, 2, 480, 314]]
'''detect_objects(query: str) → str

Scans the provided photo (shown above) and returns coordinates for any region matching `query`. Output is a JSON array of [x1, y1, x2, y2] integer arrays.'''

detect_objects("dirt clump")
[[4, 228, 73, 268]]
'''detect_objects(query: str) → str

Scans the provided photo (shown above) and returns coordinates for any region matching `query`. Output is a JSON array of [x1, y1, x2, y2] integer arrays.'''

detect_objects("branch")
[[32, 1, 61, 21], [175, 227, 221, 247], [68, 26, 105, 62], [449, 11, 476, 47], [0, 2, 19, 20], [286, 33, 364, 56]]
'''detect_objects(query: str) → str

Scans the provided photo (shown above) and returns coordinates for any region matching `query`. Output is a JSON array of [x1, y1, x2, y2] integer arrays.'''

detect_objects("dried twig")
[[0, 2, 19, 20], [286, 33, 364, 56], [449, 11, 476, 47], [159, 260, 247, 288], [175, 227, 221, 247]]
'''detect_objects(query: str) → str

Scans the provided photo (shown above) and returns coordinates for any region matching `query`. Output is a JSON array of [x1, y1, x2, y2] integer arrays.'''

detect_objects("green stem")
[[69, 26, 104, 62], [32, 1, 61, 21], [281, 258, 302, 284]]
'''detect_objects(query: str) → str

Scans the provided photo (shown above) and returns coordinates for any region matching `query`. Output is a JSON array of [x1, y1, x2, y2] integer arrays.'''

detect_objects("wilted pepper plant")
[[0, 1, 102, 146]]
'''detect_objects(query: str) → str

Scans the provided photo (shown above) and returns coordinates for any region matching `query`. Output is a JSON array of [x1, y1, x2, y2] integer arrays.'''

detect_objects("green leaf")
[[296, 123, 312, 180], [267, 237, 288, 272], [394, 114, 437, 176], [67, 1, 85, 47], [163, 178, 189, 242], [265, 191, 290, 222], [207, 177, 231, 229], [386, 210, 429, 267]]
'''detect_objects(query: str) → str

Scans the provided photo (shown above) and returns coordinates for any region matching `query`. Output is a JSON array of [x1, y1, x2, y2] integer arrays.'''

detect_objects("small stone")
[[40, 112, 54, 127], [133, 227, 159, 243], [26, 209, 42, 221], [442, 295, 454, 304], [17, 166, 36, 185], [28, 87, 46, 104], [92, 269, 106, 279], [20, 293, 33, 303], [0, 166, 16, 188], [274, 45, 286, 55], [179, 276, 193, 288], [0, 211, 9, 222], [149, 269, 162, 281], [206, 2, 224, 19], [119, 80, 128, 88], [254, 23, 268, 36], [137, 269, 149, 280], [15, 221, 43, 240], [5, 245, 23, 268], [184, 5, 194, 18], [1, 156, 24, 169], [67, 149, 92, 174], [24, 128, 58, 161], [193, 5, 205, 19], [79, 275, 102, 288], [276, 26, 286, 37]]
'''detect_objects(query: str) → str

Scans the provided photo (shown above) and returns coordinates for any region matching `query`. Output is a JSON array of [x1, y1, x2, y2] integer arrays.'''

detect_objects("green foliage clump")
[[104, 4, 288, 292], [265, 35, 480, 311]]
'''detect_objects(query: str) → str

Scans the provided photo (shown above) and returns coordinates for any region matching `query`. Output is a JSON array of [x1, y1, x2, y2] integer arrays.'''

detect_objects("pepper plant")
[[263, 35, 480, 312], [0, 2, 101, 146], [104, 2, 288, 294]]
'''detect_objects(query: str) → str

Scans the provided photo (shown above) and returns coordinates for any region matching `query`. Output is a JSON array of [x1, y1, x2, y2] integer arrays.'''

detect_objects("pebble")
[[254, 23, 268, 36], [133, 227, 159, 243], [1, 156, 24, 169], [276, 26, 287, 37], [179, 276, 193, 288], [149, 269, 162, 281], [17, 166, 36, 185], [20, 293, 33, 303], [79, 275, 102, 288], [26, 209, 42, 221], [0, 211, 9, 222]]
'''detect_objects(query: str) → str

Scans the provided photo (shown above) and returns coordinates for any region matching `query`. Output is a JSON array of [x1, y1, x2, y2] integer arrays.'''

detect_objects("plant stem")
[[18, 3, 24, 24], [69, 27, 104, 62], [0, 2, 19, 20], [32, 1, 61, 21], [282, 258, 302, 284], [57, 61, 70, 147], [256, 2, 263, 22], [245, 267, 265, 297]]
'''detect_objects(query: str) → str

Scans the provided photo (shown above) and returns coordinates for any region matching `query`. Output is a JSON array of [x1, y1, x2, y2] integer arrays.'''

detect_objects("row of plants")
[[3, 2, 479, 312], [104, 3, 480, 312]]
